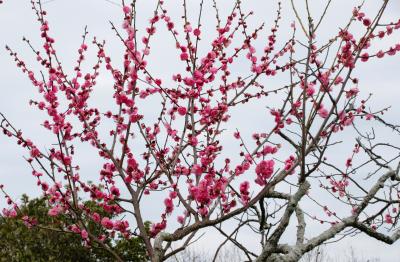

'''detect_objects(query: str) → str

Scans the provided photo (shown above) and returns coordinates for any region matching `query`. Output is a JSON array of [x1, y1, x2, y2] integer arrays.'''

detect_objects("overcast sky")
[[1, 0, 400, 261]]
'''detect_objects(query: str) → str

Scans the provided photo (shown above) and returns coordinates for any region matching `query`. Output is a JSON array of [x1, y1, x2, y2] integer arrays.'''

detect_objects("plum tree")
[[1, 0, 400, 261]]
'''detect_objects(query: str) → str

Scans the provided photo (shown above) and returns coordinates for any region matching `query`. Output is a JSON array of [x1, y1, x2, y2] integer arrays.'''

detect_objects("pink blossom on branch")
[[255, 160, 275, 186]]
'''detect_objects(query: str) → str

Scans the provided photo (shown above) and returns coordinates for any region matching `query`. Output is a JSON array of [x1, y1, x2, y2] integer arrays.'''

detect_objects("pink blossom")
[[2, 208, 17, 218], [114, 220, 129, 232], [110, 186, 120, 197], [48, 205, 63, 216], [377, 50, 385, 58], [345, 158, 352, 167], [360, 53, 369, 62], [284, 155, 296, 174], [192, 164, 202, 176], [123, 5, 131, 14], [177, 106, 187, 116], [30, 147, 41, 158], [363, 18, 371, 27], [81, 229, 89, 239], [92, 212, 101, 223], [388, 47, 397, 56], [164, 198, 174, 214], [255, 160, 275, 185], [177, 215, 185, 224], [193, 28, 201, 36], [101, 217, 114, 229], [262, 146, 277, 155], [385, 213, 393, 224], [366, 113, 374, 120], [70, 225, 81, 234], [318, 107, 329, 118], [189, 136, 198, 146], [150, 220, 166, 237], [239, 181, 250, 204], [184, 24, 192, 33], [41, 182, 49, 191], [198, 207, 208, 217], [334, 76, 343, 85], [306, 86, 315, 96], [180, 52, 189, 61], [346, 87, 359, 98]]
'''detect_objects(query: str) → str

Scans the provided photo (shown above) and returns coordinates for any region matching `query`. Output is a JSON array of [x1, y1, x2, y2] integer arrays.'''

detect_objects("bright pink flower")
[[169, 191, 177, 199], [10, 209, 17, 217], [363, 18, 371, 27], [343, 115, 354, 126], [255, 160, 275, 185], [366, 113, 374, 120], [284, 155, 296, 174], [92, 212, 101, 223], [334, 76, 343, 85], [177, 107, 187, 116], [377, 50, 385, 58], [192, 164, 202, 176], [318, 107, 329, 118], [123, 5, 131, 14], [388, 47, 397, 56], [70, 225, 81, 234], [30, 147, 41, 158], [346, 87, 359, 98], [110, 186, 120, 197], [2, 208, 17, 218], [385, 213, 393, 224], [48, 205, 63, 216], [262, 146, 277, 155], [189, 136, 198, 146], [38, 102, 45, 110], [41, 182, 49, 191], [150, 220, 166, 237], [164, 198, 174, 214], [239, 181, 250, 204], [177, 215, 185, 224], [360, 52, 369, 62], [346, 158, 352, 167], [114, 220, 129, 232], [184, 24, 192, 32], [198, 207, 208, 217], [63, 156, 72, 165], [180, 52, 189, 61], [81, 229, 89, 239], [193, 28, 201, 36], [306, 86, 315, 96], [101, 217, 114, 229]]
